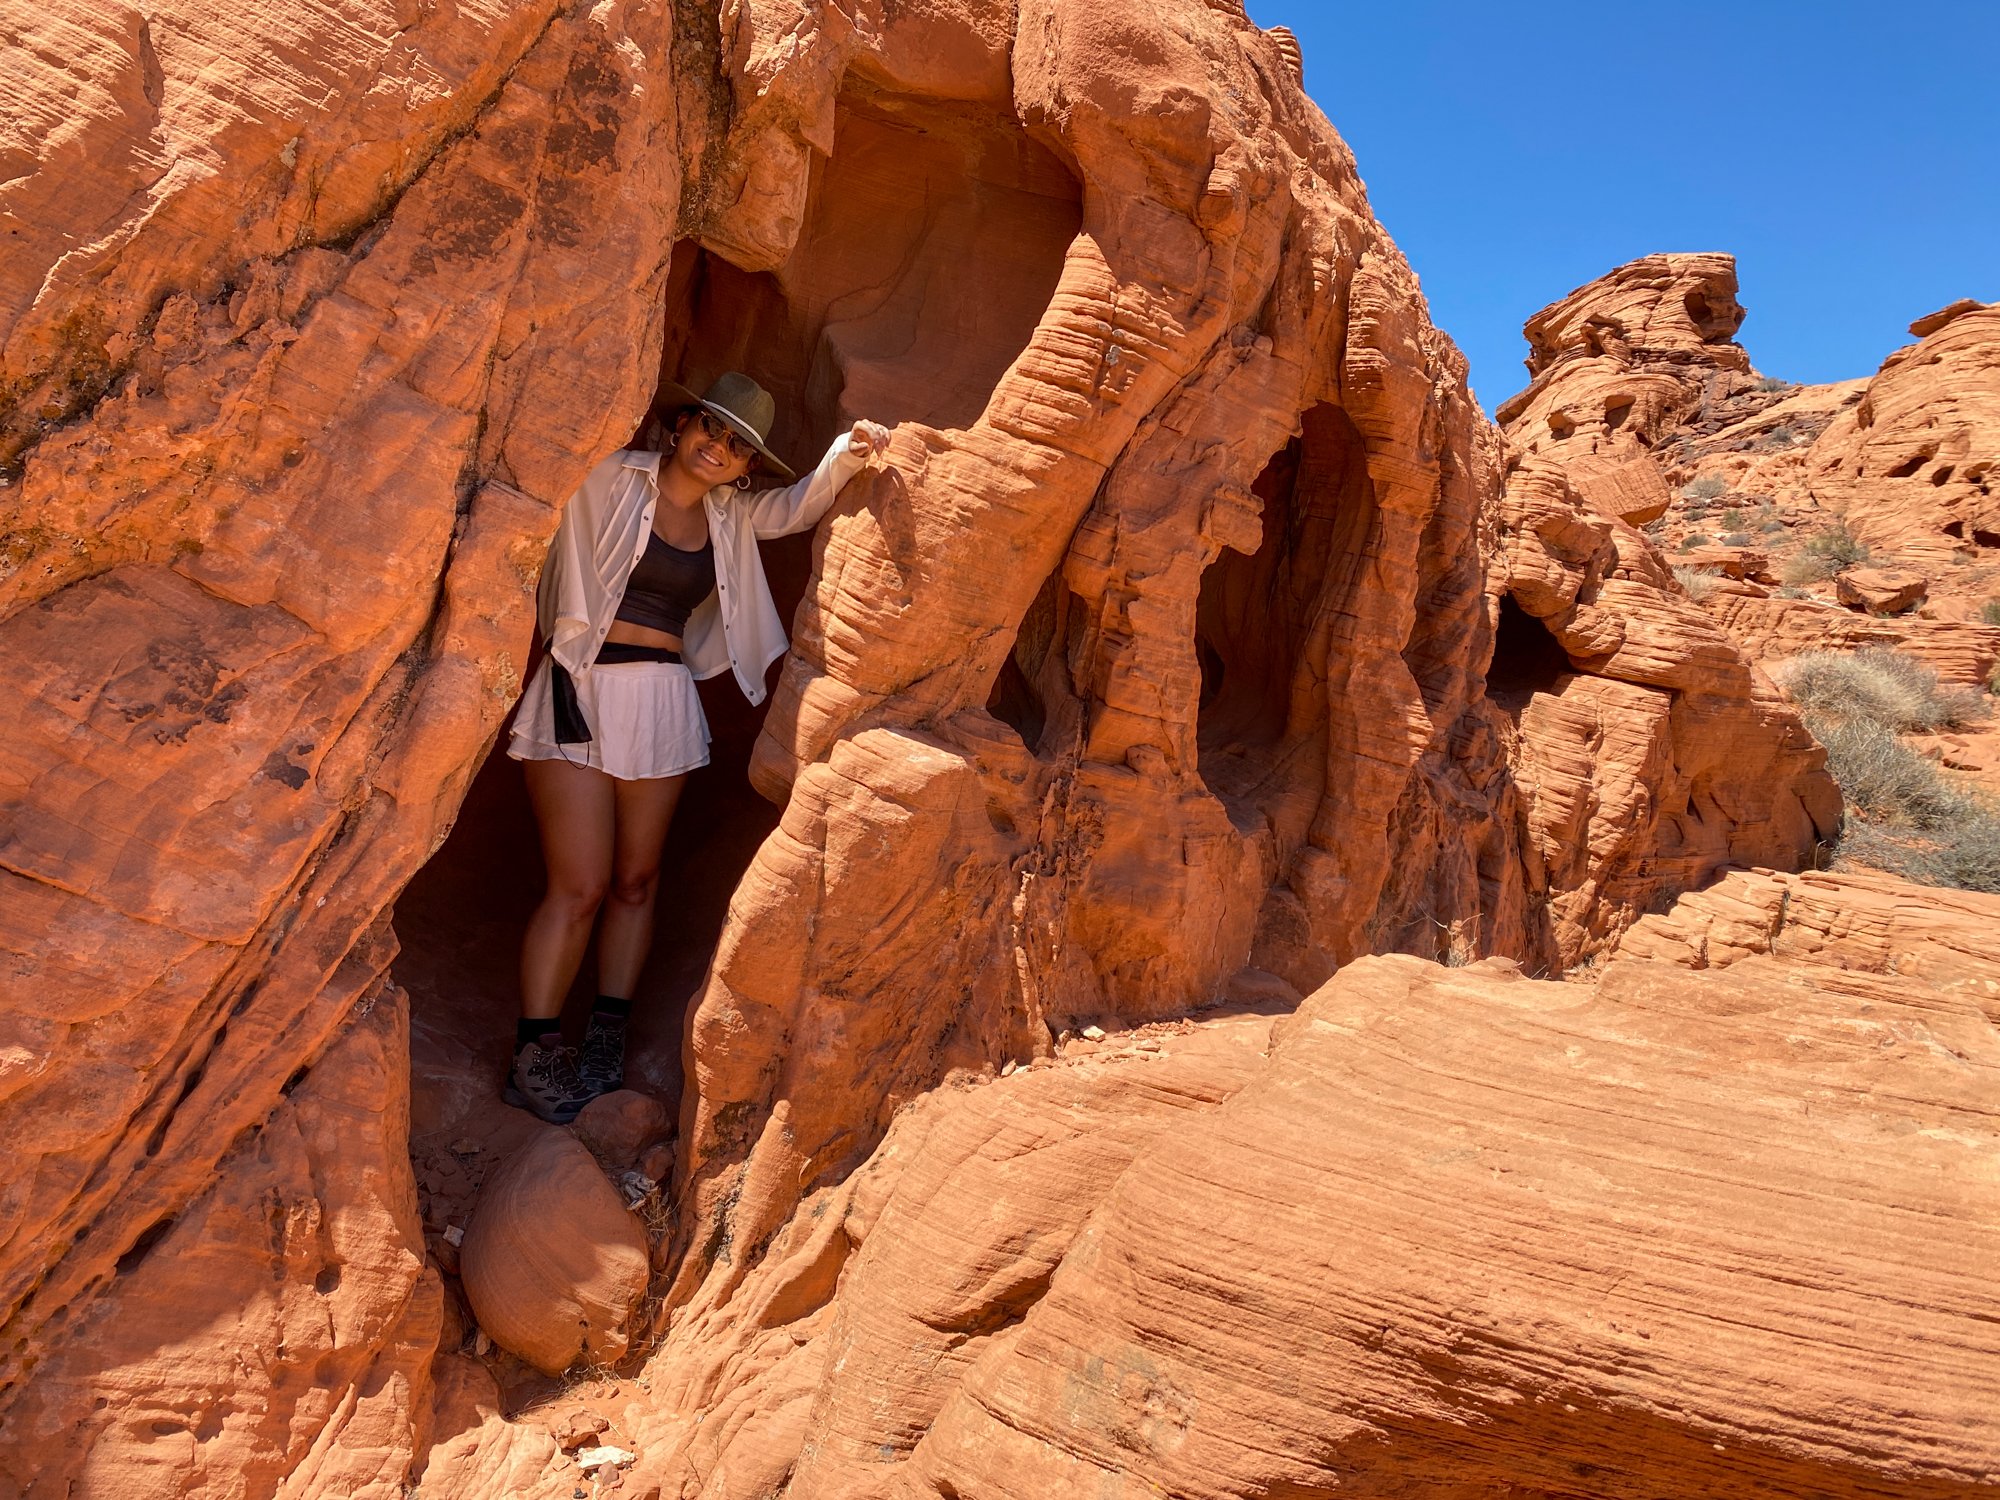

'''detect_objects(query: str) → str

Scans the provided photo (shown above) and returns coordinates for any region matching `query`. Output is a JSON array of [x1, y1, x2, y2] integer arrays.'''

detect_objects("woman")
[[504, 371, 890, 1122]]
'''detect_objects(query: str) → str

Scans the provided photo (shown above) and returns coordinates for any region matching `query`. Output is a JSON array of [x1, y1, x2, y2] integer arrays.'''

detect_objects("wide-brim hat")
[[656, 371, 796, 482]]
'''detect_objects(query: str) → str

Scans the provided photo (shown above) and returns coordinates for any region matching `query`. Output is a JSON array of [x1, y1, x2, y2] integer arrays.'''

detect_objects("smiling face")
[[669, 408, 757, 490]]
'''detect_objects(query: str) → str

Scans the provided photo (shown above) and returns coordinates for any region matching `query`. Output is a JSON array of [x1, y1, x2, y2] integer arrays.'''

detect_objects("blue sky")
[[1243, 1, 2000, 413]]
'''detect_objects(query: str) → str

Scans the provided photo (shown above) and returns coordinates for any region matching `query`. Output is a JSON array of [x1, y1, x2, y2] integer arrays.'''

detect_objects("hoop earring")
[[668, 436, 679, 451], [734, 473, 752, 491]]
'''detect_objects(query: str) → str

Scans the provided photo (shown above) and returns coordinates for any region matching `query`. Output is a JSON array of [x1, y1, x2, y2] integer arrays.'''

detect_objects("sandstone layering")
[[3, 2, 1982, 1496]]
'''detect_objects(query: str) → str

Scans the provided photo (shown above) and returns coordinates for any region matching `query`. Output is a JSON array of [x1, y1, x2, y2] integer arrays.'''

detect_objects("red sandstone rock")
[[614, 878, 2000, 1496], [0, 4, 1936, 1498], [459, 1129, 649, 1376], [1835, 564, 1928, 615], [573, 1089, 673, 1172], [0, 990, 439, 1497], [1704, 591, 2000, 685], [1804, 300, 2000, 551]]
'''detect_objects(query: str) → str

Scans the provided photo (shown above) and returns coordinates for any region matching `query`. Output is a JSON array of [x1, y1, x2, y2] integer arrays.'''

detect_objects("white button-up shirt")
[[536, 433, 867, 705]]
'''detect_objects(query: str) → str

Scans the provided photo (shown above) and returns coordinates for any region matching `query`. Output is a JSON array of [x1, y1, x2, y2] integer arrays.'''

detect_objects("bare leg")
[[520, 757, 617, 1021], [596, 772, 686, 999]]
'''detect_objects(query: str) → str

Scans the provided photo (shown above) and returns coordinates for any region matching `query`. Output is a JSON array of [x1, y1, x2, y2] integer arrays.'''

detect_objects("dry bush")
[[1980, 598, 2000, 627], [1783, 649, 2000, 894], [1801, 521, 1868, 569], [1809, 716, 1960, 824], [1672, 565, 1721, 602], [1779, 649, 1984, 733], [1681, 475, 1727, 500]]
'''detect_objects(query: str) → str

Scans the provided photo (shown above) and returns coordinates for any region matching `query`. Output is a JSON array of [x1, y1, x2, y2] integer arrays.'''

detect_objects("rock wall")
[[0, 0, 692, 1465], [0, 2, 1850, 1494]]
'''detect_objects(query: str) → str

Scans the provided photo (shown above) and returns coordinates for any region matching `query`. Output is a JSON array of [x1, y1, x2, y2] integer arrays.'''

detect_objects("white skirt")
[[507, 655, 711, 780]]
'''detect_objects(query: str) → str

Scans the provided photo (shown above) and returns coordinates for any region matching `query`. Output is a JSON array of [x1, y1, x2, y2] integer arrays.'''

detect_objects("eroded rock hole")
[[1486, 597, 1574, 710], [1195, 403, 1374, 824], [986, 568, 1079, 755]]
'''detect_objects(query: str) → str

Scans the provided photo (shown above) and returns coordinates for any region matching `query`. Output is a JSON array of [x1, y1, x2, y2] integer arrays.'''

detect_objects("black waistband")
[[594, 642, 682, 665]]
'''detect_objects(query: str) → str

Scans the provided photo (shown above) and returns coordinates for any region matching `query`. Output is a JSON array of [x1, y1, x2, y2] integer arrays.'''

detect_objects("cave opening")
[[388, 84, 1082, 1184], [1485, 596, 1575, 712], [1194, 403, 1373, 823]]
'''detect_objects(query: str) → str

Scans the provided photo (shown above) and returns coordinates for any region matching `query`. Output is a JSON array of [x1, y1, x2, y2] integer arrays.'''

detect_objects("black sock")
[[591, 995, 632, 1026], [516, 1017, 558, 1054]]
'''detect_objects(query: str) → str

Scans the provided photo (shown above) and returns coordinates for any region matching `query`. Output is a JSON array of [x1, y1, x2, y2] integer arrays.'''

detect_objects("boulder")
[[1564, 446, 1675, 525], [1836, 564, 1929, 615], [459, 1129, 649, 1376]]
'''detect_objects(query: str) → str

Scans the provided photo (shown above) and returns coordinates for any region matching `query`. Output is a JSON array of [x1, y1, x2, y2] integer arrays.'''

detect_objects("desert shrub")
[[1721, 531, 1753, 547], [1832, 803, 2000, 895], [1779, 649, 1984, 734], [1681, 475, 1727, 500], [1808, 716, 1960, 824], [1774, 585, 1810, 599], [1802, 696, 2000, 894], [1755, 375, 1791, 393], [1780, 551, 1836, 586], [1761, 424, 1799, 448], [1672, 565, 1721, 602], [1929, 816, 2000, 893], [1714, 507, 1744, 532], [1981, 598, 2000, 627], [1747, 502, 1782, 532], [1678, 532, 1713, 551], [1799, 521, 1868, 570]]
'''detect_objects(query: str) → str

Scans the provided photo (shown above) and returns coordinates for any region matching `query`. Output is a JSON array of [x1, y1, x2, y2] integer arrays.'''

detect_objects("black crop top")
[[615, 529, 716, 637]]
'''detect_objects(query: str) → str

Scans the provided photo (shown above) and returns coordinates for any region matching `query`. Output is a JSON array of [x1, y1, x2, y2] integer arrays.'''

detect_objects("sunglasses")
[[693, 409, 757, 461]]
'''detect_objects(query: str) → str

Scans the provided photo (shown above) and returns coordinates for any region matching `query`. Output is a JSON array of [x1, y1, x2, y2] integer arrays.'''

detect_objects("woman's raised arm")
[[742, 420, 890, 539]]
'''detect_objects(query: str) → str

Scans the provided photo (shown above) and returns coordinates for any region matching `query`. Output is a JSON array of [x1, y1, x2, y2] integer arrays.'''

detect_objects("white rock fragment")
[[576, 1444, 636, 1471]]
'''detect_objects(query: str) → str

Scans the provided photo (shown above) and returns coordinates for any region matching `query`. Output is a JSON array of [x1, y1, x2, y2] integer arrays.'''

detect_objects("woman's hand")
[[847, 419, 891, 458]]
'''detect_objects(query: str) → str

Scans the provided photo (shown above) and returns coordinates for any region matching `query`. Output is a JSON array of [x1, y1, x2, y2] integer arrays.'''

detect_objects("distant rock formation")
[[1492, 255, 1839, 961], [1514, 256, 2000, 684], [1807, 299, 2000, 551]]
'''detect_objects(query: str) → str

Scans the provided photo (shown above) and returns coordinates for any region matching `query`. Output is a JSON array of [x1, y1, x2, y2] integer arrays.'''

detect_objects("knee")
[[607, 867, 659, 910], [544, 875, 608, 924]]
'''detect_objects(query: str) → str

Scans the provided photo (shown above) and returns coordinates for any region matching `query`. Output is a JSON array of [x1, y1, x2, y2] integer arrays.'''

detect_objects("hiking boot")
[[503, 1039, 594, 1124], [577, 1016, 626, 1097]]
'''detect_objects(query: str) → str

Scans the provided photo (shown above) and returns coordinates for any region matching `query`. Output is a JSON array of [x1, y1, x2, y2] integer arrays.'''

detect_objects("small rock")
[[1080, 1025, 1106, 1041], [556, 1410, 610, 1450], [574, 1090, 673, 1170], [577, 1444, 636, 1471], [443, 1224, 464, 1246], [1000, 1059, 1019, 1076], [637, 1140, 675, 1184], [472, 1328, 491, 1357], [459, 1130, 650, 1375]]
